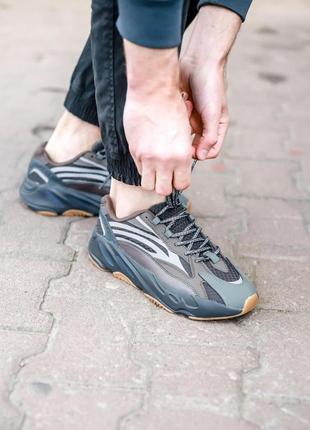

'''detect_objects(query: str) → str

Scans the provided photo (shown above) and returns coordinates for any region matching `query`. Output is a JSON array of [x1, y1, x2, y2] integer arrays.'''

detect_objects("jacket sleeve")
[[116, 0, 185, 48], [197, 0, 253, 21]]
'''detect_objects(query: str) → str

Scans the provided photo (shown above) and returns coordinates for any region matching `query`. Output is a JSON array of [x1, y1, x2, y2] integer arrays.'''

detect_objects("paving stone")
[[14, 288, 146, 390], [124, 408, 256, 430], [233, 197, 304, 221], [14, 385, 141, 430], [231, 196, 310, 259], [298, 159, 310, 194], [237, 215, 310, 259], [134, 309, 257, 348], [0, 257, 68, 332], [225, 128, 289, 161], [0, 202, 74, 262], [125, 342, 258, 428], [225, 159, 308, 200], [0, 330, 46, 430], [242, 311, 310, 400], [243, 398, 310, 430], [255, 258, 310, 311]]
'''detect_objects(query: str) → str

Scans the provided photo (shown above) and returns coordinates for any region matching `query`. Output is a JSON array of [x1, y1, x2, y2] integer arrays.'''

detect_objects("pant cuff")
[[64, 88, 99, 127], [107, 152, 141, 186]]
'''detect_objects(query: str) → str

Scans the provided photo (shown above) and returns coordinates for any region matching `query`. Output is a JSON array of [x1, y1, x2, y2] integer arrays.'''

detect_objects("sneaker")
[[88, 194, 258, 320], [20, 142, 111, 216]]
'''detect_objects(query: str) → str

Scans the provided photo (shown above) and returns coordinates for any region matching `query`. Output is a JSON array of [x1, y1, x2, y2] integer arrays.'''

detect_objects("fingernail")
[[200, 149, 208, 159]]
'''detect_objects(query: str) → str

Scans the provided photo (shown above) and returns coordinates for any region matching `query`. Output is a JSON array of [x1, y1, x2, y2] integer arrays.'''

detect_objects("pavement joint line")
[[223, 155, 303, 163], [225, 192, 310, 203], [239, 254, 310, 262], [256, 307, 310, 315], [8, 218, 78, 427], [0, 252, 75, 263], [0, 326, 50, 334], [238, 347, 262, 429], [115, 322, 153, 429]]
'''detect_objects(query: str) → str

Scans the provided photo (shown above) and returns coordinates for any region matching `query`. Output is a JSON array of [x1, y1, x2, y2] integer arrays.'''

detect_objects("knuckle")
[[175, 180, 190, 191], [205, 137, 217, 147], [174, 150, 189, 162], [156, 185, 172, 196], [140, 151, 153, 161]]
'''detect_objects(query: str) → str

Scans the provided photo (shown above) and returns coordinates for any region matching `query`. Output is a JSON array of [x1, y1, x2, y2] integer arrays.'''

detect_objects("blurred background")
[[0, 1, 309, 429]]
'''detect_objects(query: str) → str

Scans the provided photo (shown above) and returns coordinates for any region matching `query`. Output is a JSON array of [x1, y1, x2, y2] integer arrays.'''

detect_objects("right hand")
[[124, 89, 193, 196]]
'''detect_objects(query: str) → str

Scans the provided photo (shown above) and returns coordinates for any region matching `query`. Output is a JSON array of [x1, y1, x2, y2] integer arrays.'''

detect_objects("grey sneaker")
[[20, 142, 111, 216], [88, 194, 258, 320]]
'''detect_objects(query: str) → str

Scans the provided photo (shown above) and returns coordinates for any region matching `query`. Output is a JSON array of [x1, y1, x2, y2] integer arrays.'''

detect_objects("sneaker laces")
[[152, 161, 221, 263]]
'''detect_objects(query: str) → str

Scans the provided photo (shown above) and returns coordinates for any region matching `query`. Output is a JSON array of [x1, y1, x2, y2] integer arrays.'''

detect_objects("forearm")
[[181, 5, 242, 68]]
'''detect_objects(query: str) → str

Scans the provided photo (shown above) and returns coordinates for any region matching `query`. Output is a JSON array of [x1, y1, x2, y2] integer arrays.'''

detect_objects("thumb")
[[196, 111, 220, 160]]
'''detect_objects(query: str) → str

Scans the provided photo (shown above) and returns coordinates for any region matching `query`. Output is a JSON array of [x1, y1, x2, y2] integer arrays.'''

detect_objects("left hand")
[[180, 60, 229, 160], [179, 5, 241, 160]]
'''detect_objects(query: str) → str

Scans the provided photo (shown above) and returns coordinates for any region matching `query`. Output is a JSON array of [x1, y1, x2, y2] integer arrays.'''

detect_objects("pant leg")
[[91, 0, 140, 185], [64, 37, 99, 126], [90, 0, 197, 186]]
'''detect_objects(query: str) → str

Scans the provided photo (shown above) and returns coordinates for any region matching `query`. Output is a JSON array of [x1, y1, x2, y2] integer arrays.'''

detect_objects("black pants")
[[64, 0, 198, 185]]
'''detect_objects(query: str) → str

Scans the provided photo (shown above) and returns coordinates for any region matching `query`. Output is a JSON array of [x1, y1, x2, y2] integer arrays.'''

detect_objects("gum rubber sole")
[[21, 203, 94, 218], [88, 253, 258, 320], [37, 209, 93, 217]]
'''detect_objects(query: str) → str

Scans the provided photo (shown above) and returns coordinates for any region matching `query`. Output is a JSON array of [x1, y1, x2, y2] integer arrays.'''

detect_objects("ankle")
[[45, 110, 101, 163], [110, 178, 164, 218]]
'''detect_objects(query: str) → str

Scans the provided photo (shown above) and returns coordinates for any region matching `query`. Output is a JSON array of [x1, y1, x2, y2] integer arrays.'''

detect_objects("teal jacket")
[[117, 0, 253, 48]]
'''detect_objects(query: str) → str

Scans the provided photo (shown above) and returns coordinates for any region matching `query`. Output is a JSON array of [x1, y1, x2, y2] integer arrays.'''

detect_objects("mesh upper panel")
[[203, 281, 225, 304], [205, 258, 240, 282]]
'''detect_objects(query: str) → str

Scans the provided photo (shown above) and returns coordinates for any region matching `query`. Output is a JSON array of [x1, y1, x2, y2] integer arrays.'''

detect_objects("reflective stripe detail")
[[51, 166, 108, 175], [113, 229, 168, 256], [57, 172, 109, 181], [136, 216, 157, 234], [229, 277, 242, 285], [110, 221, 159, 243], [29, 168, 48, 183], [110, 220, 188, 275], [99, 216, 106, 236], [80, 156, 106, 169]]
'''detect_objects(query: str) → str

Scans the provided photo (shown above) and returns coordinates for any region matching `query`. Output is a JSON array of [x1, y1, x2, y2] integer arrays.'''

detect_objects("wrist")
[[124, 39, 180, 96]]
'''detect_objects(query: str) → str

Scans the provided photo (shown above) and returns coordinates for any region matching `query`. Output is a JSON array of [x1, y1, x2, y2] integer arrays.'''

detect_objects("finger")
[[205, 118, 229, 159], [141, 163, 156, 191], [173, 164, 191, 191], [189, 109, 203, 135], [197, 109, 221, 160], [192, 133, 203, 159], [185, 100, 193, 119], [155, 168, 173, 196]]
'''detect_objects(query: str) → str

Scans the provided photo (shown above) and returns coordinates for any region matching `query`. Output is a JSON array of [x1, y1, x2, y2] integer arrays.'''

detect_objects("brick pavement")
[[0, 0, 309, 429]]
